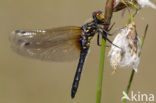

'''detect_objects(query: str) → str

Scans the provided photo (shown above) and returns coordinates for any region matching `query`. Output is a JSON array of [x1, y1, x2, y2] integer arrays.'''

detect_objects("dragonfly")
[[9, 11, 119, 98]]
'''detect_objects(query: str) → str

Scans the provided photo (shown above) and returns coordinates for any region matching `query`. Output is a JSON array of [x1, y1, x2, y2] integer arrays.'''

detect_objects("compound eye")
[[95, 11, 104, 21]]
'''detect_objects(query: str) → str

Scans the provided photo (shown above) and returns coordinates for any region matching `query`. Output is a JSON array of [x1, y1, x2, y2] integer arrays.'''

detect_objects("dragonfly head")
[[92, 11, 105, 24]]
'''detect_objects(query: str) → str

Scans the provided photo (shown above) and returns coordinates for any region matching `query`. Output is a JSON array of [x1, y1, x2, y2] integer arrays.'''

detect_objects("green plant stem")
[[122, 70, 135, 103], [96, 38, 106, 103], [122, 24, 149, 103], [120, 1, 138, 25], [96, 0, 113, 103]]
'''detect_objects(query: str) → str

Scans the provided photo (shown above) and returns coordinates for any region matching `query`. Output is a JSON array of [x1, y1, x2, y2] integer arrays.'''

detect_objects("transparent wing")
[[9, 26, 82, 61]]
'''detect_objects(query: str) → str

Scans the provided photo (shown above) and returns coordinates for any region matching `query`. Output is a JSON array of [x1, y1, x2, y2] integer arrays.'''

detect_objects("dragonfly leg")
[[98, 27, 114, 36], [97, 33, 101, 46], [97, 30, 121, 49], [98, 26, 122, 36], [108, 22, 115, 31]]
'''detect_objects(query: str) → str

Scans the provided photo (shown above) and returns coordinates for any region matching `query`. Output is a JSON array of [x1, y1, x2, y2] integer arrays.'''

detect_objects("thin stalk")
[[122, 70, 135, 103], [96, 38, 106, 103], [96, 0, 113, 103], [122, 24, 149, 103], [120, 1, 138, 25], [141, 24, 148, 48]]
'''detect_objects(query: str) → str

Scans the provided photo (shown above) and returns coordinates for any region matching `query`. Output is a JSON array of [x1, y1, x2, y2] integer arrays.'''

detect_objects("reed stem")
[[96, 0, 113, 103]]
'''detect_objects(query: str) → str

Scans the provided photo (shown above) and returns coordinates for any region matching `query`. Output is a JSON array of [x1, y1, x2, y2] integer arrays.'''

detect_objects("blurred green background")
[[0, 0, 156, 103]]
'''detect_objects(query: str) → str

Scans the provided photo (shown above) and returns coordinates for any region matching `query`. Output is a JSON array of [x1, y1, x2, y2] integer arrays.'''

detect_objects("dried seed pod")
[[113, 0, 156, 12], [108, 21, 141, 72], [113, 0, 138, 12]]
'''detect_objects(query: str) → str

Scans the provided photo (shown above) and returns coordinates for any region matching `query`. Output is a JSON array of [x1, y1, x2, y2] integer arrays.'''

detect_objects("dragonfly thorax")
[[82, 23, 97, 36], [81, 21, 101, 50]]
